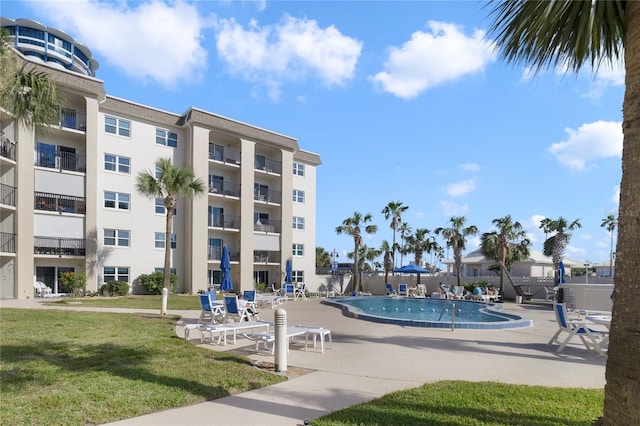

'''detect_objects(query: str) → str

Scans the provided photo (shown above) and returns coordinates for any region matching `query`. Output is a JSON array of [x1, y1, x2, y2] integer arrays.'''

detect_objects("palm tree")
[[136, 158, 204, 308], [380, 240, 393, 285], [538, 218, 554, 249], [435, 216, 478, 287], [348, 245, 381, 289], [316, 247, 331, 269], [398, 221, 412, 266], [601, 214, 618, 278], [381, 201, 408, 270], [336, 212, 377, 292], [541, 217, 582, 283], [480, 215, 531, 293], [404, 228, 434, 284]]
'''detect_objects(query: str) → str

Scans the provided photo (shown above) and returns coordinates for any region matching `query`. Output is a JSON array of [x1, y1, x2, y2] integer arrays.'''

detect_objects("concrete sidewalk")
[[2, 297, 607, 425]]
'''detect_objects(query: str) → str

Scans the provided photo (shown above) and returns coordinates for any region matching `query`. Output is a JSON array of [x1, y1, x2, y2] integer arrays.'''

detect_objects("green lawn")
[[47, 294, 202, 310], [0, 308, 284, 425]]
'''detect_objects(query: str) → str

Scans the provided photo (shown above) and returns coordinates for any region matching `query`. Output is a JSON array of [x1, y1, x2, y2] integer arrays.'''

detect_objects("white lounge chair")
[[548, 302, 608, 356], [34, 281, 52, 297], [217, 320, 273, 344]]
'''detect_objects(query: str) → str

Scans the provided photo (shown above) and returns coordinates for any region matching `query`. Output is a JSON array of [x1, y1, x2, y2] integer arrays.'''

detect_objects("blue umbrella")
[[394, 264, 430, 285], [285, 259, 292, 284], [220, 245, 233, 292], [558, 261, 566, 284]]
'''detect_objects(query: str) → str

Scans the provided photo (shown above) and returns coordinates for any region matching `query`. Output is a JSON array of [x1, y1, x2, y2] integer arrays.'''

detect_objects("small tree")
[[58, 272, 87, 298], [336, 212, 377, 292]]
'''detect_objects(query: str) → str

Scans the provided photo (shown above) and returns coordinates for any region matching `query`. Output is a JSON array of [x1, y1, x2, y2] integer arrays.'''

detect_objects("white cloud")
[[611, 185, 620, 205], [459, 163, 480, 172], [370, 21, 496, 99], [215, 15, 362, 101], [548, 120, 622, 170], [439, 200, 469, 216], [36, 0, 208, 87], [445, 179, 476, 197]]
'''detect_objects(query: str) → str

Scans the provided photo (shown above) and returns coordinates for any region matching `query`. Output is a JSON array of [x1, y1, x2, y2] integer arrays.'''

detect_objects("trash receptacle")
[[515, 295, 523, 304]]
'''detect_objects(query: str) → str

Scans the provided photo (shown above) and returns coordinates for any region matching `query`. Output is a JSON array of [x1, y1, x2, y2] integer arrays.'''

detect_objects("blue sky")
[[3, 1, 623, 268]]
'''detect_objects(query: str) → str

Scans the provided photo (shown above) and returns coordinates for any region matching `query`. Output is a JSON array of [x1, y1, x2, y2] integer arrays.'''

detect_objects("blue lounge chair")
[[385, 284, 397, 296], [398, 283, 408, 297], [224, 295, 254, 322], [548, 303, 608, 356], [199, 293, 225, 324]]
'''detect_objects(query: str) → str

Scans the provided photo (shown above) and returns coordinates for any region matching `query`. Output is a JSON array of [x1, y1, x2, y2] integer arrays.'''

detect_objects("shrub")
[[138, 272, 178, 294], [465, 280, 491, 293], [101, 281, 130, 296], [58, 271, 87, 297], [255, 282, 266, 292]]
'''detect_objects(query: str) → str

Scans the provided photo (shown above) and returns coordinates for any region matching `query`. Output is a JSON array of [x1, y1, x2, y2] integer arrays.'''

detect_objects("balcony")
[[1, 183, 16, 207], [207, 247, 240, 262], [35, 148, 86, 173], [254, 189, 281, 204], [34, 236, 85, 256], [208, 181, 240, 198], [253, 251, 281, 264], [253, 219, 281, 234], [208, 214, 240, 230], [255, 157, 282, 174], [0, 135, 16, 161], [1, 232, 16, 253], [35, 192, 86, 214], [209, 144, 241, 165], [59, 108, 87, 131]]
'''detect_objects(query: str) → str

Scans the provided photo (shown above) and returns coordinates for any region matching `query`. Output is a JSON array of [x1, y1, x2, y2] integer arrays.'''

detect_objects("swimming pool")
[[322, 297, 532, 329]]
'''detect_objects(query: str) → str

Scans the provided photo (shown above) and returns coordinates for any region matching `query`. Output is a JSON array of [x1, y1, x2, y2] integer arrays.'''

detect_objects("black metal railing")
[[208, 180, 241, 197], [253, 251, 281, 263], [207, 247, 240, 262], [1, 183, 16, 206], [254, 188, 282, 204], [34, 236, 85, 256], [255, 157, 282, 174], [60, 108, 87, 131], [0, 136, 16, 160], [208, 214, 240, 230], [34, 191, 86, 214], [35, 147, 86, 173], [253, 219, 281, 234], [1, 232, 16, 253]]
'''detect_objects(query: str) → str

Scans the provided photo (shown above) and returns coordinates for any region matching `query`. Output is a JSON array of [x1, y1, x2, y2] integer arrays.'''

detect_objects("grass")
[[47, 294, 202, 310], [0, 308, 284, 425], [313, 381, 603, 426]]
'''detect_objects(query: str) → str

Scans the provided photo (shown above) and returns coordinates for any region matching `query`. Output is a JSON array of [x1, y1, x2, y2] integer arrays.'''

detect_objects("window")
[[155, 198, 176, 215], [292, 270, 304, 283], [154, 267, 177, 275], [104, 116, 130, 137], [255, 154, 266, 169], [104, 154, 130, 174], [209, 143, 224, 161], [293, 162, 305, 176], [208, 175, 223, 193], [104, 266, 129, 283], [155, 163, 162, 179], [293, 190, 305, 203], [104, 229, 130, 247], [208, 238, 222, 260], [254, 183, 269, 201], [155, 233, 176, 249], [293, 216, 305, 230], [292, 243, 304, 256], [104, 192, 130, 210], [155, 128, 177, 147], [208, 206, 224, 227]]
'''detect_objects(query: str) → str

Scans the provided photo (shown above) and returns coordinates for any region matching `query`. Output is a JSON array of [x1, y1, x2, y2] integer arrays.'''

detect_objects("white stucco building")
[[0, 18, 321, 299]]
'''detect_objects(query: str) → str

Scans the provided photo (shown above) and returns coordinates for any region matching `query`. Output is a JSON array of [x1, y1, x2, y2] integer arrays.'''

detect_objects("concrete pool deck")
[[2, 297, 607, 425]]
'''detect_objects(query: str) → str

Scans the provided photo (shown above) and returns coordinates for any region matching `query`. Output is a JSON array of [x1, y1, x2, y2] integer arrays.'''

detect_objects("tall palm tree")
[[316, 247, 331, 269], [435, 216, 478, 287], [538, 217, 554, 249], [541, 217, 582, 282], [380, 240, 393, 285], [601, 214, 618, 278], [398, 221, 412, 266], [480, 215, 531, 293], [381, 201, 408, 270], [348, 245, 381, 289], [136, 158, 205, 304], [336, 212, 377, 292], [404, 228, 434, 284]]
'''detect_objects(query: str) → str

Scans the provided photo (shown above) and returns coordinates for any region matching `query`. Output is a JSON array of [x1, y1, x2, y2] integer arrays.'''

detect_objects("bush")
[[101, 281, 130, 296], [464, 280, 491, 293], [138, 272, 178, 294], [255, 282, 266, 292], [58, 271, 87, 297]]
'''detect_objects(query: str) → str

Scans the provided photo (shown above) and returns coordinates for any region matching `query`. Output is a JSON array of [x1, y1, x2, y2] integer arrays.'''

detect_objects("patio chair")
[[548, 302, 608, 356], [198, 293, 225, 324], [385, 284, 397, 296], [452, 286, 466, 299], [294, 283, 307, 300], [398, 283, 408, 297], [34, 281, 52, 297], [544, 286, 558, 302], [223, 295, 254, 322], [283, 284, 296, 300]]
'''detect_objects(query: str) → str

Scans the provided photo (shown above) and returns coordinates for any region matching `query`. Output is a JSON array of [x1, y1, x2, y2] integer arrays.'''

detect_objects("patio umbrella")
[[394, 264, 429, 284], [220, 245, 233, 292], [285, 259, 293, 284], [558, 261, 566, 284]]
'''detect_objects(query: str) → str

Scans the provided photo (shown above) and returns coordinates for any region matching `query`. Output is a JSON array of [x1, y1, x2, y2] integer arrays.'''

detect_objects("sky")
[[3, 0, 624, 269]]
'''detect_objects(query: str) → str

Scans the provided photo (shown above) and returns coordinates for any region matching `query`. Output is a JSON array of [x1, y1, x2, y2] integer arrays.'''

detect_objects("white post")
[[274, 308, 287, 372], [161, 287, 168, 315]]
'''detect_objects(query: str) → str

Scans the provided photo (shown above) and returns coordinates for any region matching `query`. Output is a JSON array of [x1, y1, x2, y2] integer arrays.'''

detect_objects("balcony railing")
[[253, 251, 281, 264], [209, 145, 241, 165], [208, 214, 240, 230], [255, 157, 282, 174], [60, 108, 87, 131], [254, 188, 282, 204], [34, 236, 85, 256], [253, 219, 281, 234], [208, 180, 240, 197], [0, 136, 16, 161], [1, 183, 16, 206], [1, 232, 16, 253], [207, 247, 240, 262], [35, 192, 86, 214], [35, 147, 86, 173]]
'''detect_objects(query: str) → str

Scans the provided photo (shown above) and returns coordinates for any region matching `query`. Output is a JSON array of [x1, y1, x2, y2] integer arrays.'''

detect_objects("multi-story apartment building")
[[0, 18, 321, 300]]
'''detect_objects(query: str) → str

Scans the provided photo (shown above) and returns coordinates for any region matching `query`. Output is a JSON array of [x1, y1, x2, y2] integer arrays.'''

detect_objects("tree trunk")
[[164, 209, 173, 291], [353, 241, 360, 293], [600, 2, 640, 424]]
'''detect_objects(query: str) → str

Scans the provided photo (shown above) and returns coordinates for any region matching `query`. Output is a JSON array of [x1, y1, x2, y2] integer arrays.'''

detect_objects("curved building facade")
[[1, 17, 99, 77]]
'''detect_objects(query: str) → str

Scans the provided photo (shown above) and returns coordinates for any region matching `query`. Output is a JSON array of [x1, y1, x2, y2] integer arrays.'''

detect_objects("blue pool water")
[[322, 297, 532, 329]]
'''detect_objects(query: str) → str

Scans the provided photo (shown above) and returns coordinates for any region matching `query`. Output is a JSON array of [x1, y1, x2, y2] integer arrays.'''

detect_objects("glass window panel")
[[104, 192, 116, 208], [104, 154, 116, 171]]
